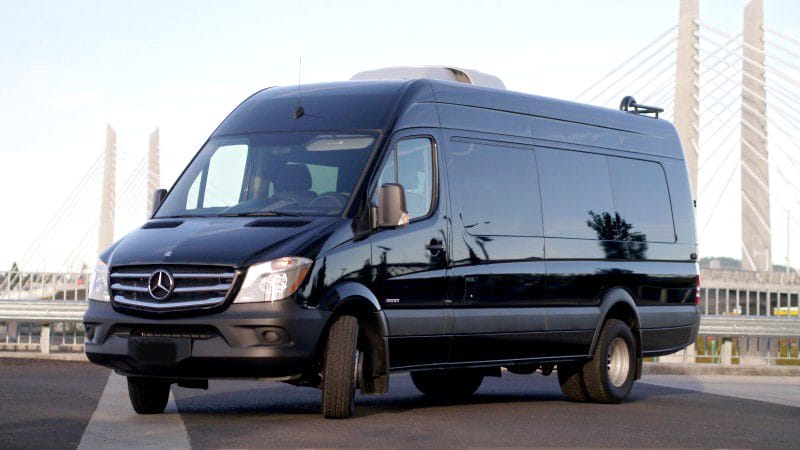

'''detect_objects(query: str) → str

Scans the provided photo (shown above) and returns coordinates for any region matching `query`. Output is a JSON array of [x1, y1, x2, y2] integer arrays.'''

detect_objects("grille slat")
[[110, 265, 237, 313], [173, 284, 231, 293], [110, 284, 149, 293]]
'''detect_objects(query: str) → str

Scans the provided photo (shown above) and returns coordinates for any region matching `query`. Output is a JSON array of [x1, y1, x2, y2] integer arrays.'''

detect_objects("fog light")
[[262, 330, 280, 343]]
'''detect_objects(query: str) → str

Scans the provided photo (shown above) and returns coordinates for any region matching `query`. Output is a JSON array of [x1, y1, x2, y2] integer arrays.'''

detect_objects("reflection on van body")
[[83, 78, 699, 418]]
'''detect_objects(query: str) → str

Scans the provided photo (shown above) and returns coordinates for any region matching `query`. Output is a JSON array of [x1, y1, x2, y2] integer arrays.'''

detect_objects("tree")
[[586, 211, 648, 260]]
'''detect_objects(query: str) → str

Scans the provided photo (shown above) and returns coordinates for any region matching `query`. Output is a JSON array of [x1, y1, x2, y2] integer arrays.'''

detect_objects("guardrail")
[[0, 301, 87, 355], [699, 316, 800, 336], [0, 271, 88, 301]]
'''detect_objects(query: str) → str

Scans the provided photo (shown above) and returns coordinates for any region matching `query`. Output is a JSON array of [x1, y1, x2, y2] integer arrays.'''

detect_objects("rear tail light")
[[695, 275, 701, 305]]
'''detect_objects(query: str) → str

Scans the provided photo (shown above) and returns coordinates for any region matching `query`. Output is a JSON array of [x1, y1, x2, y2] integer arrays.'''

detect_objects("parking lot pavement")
[[640, 373, 800, 408], [2, 359, 799, 449], [0, 358, 109, 450], [172, 372, 800, 449]]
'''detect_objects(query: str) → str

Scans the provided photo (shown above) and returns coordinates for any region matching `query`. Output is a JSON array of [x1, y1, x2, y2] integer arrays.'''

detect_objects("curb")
[[644, 362, 800, 376], [0, 352, 88, 362]]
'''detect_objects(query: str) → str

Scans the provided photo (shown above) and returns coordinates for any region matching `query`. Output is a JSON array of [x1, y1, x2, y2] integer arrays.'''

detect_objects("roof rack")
[[619, 96, 663, 119]]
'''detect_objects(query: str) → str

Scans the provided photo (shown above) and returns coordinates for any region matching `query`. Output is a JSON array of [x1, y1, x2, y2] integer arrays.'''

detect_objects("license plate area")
[[128, 337, 191, 364]]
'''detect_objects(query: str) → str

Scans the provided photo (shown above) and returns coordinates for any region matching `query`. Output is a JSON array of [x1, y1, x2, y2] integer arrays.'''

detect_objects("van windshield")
[[155, 131, 379, 218]]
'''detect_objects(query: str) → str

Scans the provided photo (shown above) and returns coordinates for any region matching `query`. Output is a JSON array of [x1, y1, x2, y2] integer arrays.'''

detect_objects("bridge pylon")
[[740, 0, 771, 272], [674, 0, 700, 197], [147, 128, 160, 216], [98, 125, 116, 254]]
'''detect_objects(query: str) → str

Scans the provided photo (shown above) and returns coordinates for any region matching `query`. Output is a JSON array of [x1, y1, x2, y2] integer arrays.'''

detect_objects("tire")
[[557, 363, 591, 402], [411, 369, 483, 399], [127, 377, 170, 414], [321, 314, 360, 419], [581, 319, 636, 403]]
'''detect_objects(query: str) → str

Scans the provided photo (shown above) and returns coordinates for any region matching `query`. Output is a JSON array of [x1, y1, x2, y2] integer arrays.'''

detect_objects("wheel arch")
[[316, 282, 389, 394], [589, 288, 643, 379]]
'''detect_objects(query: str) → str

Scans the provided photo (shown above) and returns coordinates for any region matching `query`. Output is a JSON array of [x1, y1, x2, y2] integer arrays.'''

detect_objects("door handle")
[[426, 241, 445, 253]]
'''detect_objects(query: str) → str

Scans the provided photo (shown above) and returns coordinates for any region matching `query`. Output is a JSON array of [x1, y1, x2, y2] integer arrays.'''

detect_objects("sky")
[[1, 0, 799, 272]]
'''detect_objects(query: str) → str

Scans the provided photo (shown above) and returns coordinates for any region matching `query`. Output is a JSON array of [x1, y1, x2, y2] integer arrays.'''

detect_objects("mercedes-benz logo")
[[148, 269, 175, 301]]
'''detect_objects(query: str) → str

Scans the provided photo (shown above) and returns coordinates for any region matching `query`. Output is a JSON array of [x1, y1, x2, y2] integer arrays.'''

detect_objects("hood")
[[106, 216, 342, 269]]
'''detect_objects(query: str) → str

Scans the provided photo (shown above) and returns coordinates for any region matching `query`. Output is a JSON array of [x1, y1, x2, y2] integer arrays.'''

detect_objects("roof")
[[212, 79, 681, 159]]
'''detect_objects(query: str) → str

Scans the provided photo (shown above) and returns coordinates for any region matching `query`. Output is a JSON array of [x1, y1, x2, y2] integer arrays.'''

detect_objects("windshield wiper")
[[220, 211, 303, 217]]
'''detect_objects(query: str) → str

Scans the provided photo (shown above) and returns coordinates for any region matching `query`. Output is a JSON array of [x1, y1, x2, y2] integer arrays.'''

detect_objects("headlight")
[[235, 257, 313, 303], [88, 260, 110, 302]]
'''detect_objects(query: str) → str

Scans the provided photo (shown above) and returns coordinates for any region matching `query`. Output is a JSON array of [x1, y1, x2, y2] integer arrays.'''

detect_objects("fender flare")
[[318, 281, 382, 314], [589, 288, 642, 361], [317, 282, 390, 394]]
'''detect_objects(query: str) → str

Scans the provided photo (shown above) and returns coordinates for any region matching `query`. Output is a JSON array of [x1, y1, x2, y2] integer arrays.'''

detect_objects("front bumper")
[[83, 299, 330, 379]]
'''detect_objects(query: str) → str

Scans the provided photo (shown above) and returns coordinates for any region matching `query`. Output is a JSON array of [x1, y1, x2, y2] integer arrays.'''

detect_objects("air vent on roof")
[[244, 219, 312, 228], [141, 220, 184, 229], [350, 66, 506, 89]]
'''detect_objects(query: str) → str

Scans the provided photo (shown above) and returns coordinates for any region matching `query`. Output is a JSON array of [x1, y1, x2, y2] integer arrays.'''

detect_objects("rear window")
[[607, 157, 675, 242]]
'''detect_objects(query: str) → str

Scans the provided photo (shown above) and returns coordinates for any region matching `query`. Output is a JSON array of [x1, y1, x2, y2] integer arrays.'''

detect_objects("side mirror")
[[377, 183, 409, 228], [151, 188, 168, 217]]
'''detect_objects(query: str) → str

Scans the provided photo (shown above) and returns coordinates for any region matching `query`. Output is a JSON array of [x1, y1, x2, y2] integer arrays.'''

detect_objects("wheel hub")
[[606, 337, 630, 387]]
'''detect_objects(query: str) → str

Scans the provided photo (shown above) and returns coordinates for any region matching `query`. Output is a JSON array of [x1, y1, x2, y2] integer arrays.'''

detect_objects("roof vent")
[[351, 66, 505, 89]]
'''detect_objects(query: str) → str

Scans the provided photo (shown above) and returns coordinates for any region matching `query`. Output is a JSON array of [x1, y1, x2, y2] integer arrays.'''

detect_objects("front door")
[[369, 130, 450, 369]]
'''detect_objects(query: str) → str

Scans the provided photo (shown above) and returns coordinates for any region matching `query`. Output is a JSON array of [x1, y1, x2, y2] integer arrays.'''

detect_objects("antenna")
[[293, 57, 304, 119]]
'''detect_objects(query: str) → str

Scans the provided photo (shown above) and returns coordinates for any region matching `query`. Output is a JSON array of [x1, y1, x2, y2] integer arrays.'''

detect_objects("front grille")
[[110, 265, 237, 312]]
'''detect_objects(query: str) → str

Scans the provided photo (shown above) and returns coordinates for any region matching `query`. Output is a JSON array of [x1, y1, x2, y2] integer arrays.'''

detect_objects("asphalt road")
[[0, 359, 109, 449], [1, 358, 799, 449]]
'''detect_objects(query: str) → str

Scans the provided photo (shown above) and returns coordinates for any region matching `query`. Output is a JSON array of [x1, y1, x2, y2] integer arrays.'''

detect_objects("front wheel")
[[411, 369, 484, 399], [321, 314, 361, 419], [127, 377, 170, 414], [581, 319, 636, 403]]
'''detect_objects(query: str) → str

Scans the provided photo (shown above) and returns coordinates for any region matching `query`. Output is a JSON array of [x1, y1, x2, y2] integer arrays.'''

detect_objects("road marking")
[[78, 372, 191, 450], [641, 374, 800, 408]]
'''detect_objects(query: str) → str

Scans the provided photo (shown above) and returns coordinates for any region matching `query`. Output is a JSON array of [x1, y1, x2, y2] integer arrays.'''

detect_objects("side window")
[[203, 144, 249, 207], [446, 139, 542, 236], [608, 157, 676, 242], [374, 137, 435, 220], [537, 148, 614, 239]]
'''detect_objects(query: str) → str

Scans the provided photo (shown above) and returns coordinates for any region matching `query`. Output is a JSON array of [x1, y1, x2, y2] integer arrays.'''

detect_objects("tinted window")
[[608, 157, 675, 242], [446, 139, 542, 236], [374, 137, 434, 220], [537, 148, 614, 239]]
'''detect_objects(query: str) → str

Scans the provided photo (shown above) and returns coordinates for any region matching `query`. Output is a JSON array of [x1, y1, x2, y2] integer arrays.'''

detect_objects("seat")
[[268, 164, 317, 207]]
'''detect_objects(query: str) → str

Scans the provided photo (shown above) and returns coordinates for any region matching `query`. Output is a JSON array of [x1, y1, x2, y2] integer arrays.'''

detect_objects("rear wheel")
[[581, 319, 636, 403], [321, 314, 361, 419], [127, 377, 170, 414], [411, 369, 484, 399], [557, 363, 590, 402]]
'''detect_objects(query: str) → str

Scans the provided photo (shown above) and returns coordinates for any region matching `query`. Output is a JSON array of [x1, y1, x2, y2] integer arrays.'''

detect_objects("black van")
[[83, 78, 700, 419]]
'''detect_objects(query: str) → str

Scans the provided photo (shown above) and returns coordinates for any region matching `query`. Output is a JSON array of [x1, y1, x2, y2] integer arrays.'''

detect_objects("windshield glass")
[[156, 131, 379, 218]]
